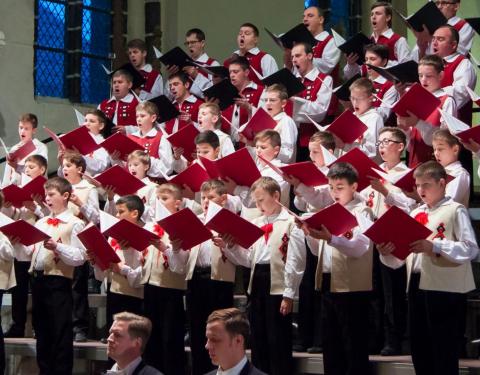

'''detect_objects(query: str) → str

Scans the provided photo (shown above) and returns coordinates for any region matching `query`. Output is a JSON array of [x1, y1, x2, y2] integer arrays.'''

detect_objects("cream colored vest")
[[68, 180, 95, 219], [110, 247, 144, 299], [0, 234, 16, 290], [407, 202, 476, 293]]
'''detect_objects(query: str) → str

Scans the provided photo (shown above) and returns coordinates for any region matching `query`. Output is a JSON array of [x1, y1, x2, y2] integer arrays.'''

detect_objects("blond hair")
[[113, 312, 152, 353]]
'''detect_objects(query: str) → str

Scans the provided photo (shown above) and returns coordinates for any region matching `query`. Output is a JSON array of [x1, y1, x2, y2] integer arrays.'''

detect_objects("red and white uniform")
[[190, 53, 220, 98], [164, 95, 204, 135], [448, 16, 475, 56], [223, 47, 278, 85], [370, 28, 411, 63], [311, 31, 341, 76], [138, 64, 163, 100], [98, 93, 139, 135]]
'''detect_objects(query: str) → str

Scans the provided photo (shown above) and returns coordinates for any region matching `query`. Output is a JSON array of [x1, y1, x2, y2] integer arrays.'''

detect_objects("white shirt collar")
[[196, 53, 210, 63], [447, 16, 461, 25], [372, 28, 394, 40], [373, 75, 387, 84], [314, 30, 330, 41], [241, 81, 258, 92], [273, 112, 287, 121], [445, 160, 463, 171], [261, 207, 290, 224], [356, 108, 377, 118], [444, 52, 461, 62], [52, 208, 75, 222], [132, 127, 158, 138], [419, 196, 452, 211], [174, 94, 198, 105], [107, 92, 135, 104], [217, 356, 248, 375], [297, 66, 320, 81], [234, 47, 260, 56], [140, 64, 153, 73], [107, 357, 142, 375]]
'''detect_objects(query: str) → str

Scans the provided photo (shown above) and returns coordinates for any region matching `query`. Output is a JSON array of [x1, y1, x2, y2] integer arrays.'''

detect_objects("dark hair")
[[116, 195, 145, 219], [292, 41, 313, 55], [327, 162, 359, 185], [63, 150, 87, 174], [379, 127, 407, 147], [127, 39, 147, 52], [228, 56, 250, 71], [44, 177, 72, 197], [186, 28, 206, 41], [310, 131, 336, 151], [437, 25, 460, 46], [370, 1, 393, 28], [200, 179, 228, 195], [113, 312, 152, 353], [195, 130, 220, 149], [419, 54, 444, 73], [207, 308, 251, 348], [86, 109, 113, 138], [413, 160, 447, 182], [364, 43, 389, 62], [19, 113, 38, 129], [240, 22, 259, 37], [25, 154, 48, 171], [168, 71, 190, 85], [112, 69, 133, 83]]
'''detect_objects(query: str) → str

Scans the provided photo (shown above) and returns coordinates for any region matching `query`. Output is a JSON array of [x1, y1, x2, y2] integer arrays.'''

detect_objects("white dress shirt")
[[216, 356, 248, 375], [312, 31, 341, 74], [234, 47, 278, 78], [272, 112, 298, 164], [138, 64, 164, 100], [445, 161, 470, 208], [370, 28, 411, 63], [107, 356, 142, 375], [448, 16, 475, 56], [84, 132, 110, 176]]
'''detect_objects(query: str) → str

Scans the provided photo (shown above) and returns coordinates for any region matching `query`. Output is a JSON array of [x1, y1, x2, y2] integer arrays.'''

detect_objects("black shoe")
[[307, 346, 323, 354], [4, 325, 25, 338], [380, 345, 401, 356], [100, 337, 108, 344], [292, 344, 307, 352], [74, 332, 88, 343]]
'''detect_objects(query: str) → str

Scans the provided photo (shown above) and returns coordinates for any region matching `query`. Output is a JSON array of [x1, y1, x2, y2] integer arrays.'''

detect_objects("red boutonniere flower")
[[414, 212, 429, 226]]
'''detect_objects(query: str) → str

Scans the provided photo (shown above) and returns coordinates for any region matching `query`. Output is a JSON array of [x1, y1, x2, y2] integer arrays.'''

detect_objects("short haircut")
[[265, 83, 288, 101], [19, 113, 38, 129], [44, 176, 72, 196], [370, 1, 393, 27], [157, 183, 182, 200], [350, 77, 374, 95], [379, 127, 407, 147], [25, 154, 48, 171], [186, 28, 206, 41], [63, 150, 86, 174], [310, 131, 336, 151], [200, 179, 228, 195], [199, 102, 221, 128], [115, 195, 145, 219], [113, 312, 152, 353], [432, 128, 461, 147], [254, 129, 281, 148], [136, 101, 158, 116], [327, 162, 359, 185], [437, 25, 460, 46], [292, 41, 313, 55], [195, 130, 220, 149], [127, 150, 151, 169], [251, 176, 281, 196], [305, 6, 324, 18], [240, 22, 259, 37], [207, 308, 251, 348], [419, 54, 444, 73], [86, 109, 109, 124], [228, 56, 250, 71], [413, 160, 447, 182], [127, 39, 147, 52], [364, 43, 389, 61], [112, 69, 133, 83], [168, 71, 190, 85]]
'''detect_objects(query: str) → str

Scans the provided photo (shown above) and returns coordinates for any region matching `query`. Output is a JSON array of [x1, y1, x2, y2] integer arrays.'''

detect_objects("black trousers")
[[143, 284, 186, 375], [72, 262, 90, 335], [186, 267, 234, 375], [321, 274, 372, 375], [249, 264, 292, 375], [408, 273, 465, 375], [10, 260, 30, 332], [31, 274, 73, 375], [106, 287, 143, 332]]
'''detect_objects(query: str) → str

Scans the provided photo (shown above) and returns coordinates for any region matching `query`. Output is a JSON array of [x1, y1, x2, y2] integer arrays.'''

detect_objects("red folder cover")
[[239, 108, 277, 141], [363, 206, 432, 260], [453, 126, 480, 145], [205, 201, 264, 249], [199, 148, 261, 187], [170, 163, 210, 192], [392, 83, 441, 121], [392, 168, 417, 192], [280, 162, 328, 187], [327, 110, 368, 144], [157, 208, 212, 250], [2, 176, 47, 208], [166, 123, 200, 162], [94, 165, 145, 196], [59, 125, 100, 155], [100, 132, 143, 160], [331, 148, 385, 191], [43, 126, 65, 150], [9, 140, 35, 161], [103, 219, 160, 251], [303, 203, 358, 236], [0, 220, 50, 246], [77, 224, 121, 271]]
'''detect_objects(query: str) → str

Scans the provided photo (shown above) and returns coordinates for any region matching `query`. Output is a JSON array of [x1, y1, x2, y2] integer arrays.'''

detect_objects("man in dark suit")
[[106, 312, 163, 375], [204, 308, 266, 375]]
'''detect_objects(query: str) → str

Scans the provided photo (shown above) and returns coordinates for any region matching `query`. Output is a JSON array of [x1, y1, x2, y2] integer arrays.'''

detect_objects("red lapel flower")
[[414, 212, 429, 225]]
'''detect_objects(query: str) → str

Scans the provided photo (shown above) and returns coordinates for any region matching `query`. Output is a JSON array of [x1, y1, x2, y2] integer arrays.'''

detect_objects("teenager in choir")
[[80, 109, 110, 176], [30, 177, 87, 374], [127, 38, 164, 100], [222, 177, 306, 375], [224, 23, 278, 85], [2, 113, 48, 188], [378, 161, 478, 375]]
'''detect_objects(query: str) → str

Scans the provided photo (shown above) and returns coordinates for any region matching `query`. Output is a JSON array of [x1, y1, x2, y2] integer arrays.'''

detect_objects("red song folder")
[[77, 224, 121, 271], [2, 176, 47, 208], [7, 140, 36, 161], [93, 165, 145, 196], [326, 110, 368, 144], [59, 125, 100, 155], [100, 132, 143, 161], [0, 212, 49, 246], [303, 203, 358, 236], [166, 123, 200, 162], [392, 83, 441, 121], [169, 162, 210, 192], [238, 108, 277, 141]]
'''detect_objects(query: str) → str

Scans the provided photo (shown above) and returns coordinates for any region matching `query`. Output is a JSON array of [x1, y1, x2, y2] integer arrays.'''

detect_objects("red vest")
[[99, 98, 139, 127], [313, 34, 340, 84], [372, 80, 394, 108], [164, 97, 204, 134], [221, 84, 264, 133], [452, 19, 467, 32], [197, 57, 218, 78], [128, 130, 162, 158], [139, 69, 161, 94], [224, 50, 267, 85], [372, 33, 401, 61]]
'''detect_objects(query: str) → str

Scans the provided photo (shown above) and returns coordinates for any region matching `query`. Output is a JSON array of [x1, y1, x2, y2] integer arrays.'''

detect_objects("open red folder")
[[100, 211, 159, 251], [363, 205, 432, 260], [6, 140, 36, 161], [327, 110, 368, 144], [199, 148, 261, 187], [0, 212, 49, 246], [166, 123, 200, 162], [392, 83, 441, 121], [441, 108, 480, 144], [238, 108, 277, 141], [2, 176, 47, 208], [59, 125, 100, 155], [303, 203, 358, 236], [169, 162, 210, 192], [205, 201, 264, 249], [331, 148, 385, 191], [93, 165, 145, 196], [100, 132, 143, 160], [156, 203, 212, 250], [77, 224, 121, 271]]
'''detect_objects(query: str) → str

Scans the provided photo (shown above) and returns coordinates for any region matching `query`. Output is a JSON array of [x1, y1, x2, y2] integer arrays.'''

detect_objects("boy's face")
[[377, 131, 403, 163], [200, 189, 227, 214], [255, 138, 280, 162], [253, 187, 280, 216], [18, 121, 35, 142], [196, 143, 219, 161], [415, 175, 446, 207], [291, 45, 312, 76], [84, 113, 104, 135], [237, 26, 257, 50], [185, 33, 205, 59], [198, 108, 218, 131], [432, 139, 459, 167], [169, 77, 189, 101], [157, 191, 181, 214], [303, 7, 324, 34], [350, 87, 372, 115], [24, 161, 45, 179], [328, 178, 357, 206], [370, 5, 390, 32], [229, 64, 249, 89], [431, 27, 457, 58], [127, 47, 147, 68], [128, 158, 148, 179], [418, 65, 442, 93], [115, 203, 139, 223], [435, 0, 459, 20], [136, 109, 156, 130], [365, 51, 387, 79], [45, 187, 69, 214], [112, 75, 132, 100], [308, 141, 326, 167], [62, 160, 82, 182], [265, 91, 286, 117]]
